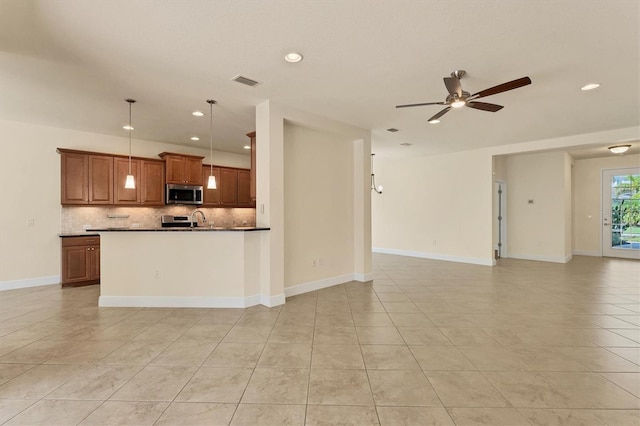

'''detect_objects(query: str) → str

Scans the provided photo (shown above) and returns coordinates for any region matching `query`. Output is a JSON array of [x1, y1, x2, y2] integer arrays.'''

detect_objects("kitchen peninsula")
[[97, 227, 273, 309]]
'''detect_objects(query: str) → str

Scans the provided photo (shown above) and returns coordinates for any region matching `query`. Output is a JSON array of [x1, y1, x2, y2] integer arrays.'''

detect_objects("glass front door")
[[602, 168, 640, 259]]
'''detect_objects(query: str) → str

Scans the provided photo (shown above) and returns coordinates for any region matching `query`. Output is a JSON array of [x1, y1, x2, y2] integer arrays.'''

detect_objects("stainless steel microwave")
[[165, 184, 203, 205]]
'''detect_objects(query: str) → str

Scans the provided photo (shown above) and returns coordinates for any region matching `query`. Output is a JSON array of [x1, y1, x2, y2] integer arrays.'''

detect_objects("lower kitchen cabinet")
[[61, 235, 100, 287]]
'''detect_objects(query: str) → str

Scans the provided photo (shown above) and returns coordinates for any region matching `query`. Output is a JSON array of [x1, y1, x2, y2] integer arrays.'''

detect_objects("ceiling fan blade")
[[471, 76, 532, 99], [444, 77, 462, 97], [428, 107, 451, 122], [396, 102, 447, 109], [466, 101, 504, 112]]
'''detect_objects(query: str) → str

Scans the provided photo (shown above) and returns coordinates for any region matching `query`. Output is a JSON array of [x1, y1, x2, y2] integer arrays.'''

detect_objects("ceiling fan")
[[396, 70, 531, 123]]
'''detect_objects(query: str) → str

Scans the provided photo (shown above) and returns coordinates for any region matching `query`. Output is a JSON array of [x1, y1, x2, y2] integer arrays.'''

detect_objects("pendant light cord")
[[128, 101, 132, 174], [125, 98, 136, 174], [207, 99, 216, 175]]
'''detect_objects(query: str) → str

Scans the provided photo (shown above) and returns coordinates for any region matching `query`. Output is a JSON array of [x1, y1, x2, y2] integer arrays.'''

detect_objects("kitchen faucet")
[[189, 209, 207, 228]]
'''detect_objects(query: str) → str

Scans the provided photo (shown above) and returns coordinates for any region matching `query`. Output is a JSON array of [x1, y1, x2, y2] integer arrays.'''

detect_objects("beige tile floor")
[[0, 253, 639, 425]]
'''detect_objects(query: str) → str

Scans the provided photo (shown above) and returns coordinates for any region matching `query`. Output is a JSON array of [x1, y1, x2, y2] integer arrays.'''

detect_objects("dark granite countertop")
[[89, 227, 270, 232]]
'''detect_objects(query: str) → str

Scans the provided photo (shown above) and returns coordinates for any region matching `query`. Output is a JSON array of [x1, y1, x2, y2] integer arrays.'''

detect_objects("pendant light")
[[371, 153, 383, 194], [124, 98, 136, 189], [206, 99, 217, 189]]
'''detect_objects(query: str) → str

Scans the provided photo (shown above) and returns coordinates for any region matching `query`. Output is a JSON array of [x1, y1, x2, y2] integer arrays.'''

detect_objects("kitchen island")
[[95, 227, 279, 308]]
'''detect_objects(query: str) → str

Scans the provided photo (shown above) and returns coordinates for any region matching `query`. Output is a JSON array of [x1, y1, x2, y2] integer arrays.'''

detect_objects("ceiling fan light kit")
[[396, 70, 531, 123]]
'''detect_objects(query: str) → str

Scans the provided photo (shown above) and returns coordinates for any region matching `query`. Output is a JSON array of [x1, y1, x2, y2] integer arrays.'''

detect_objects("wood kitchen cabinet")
[[114, 158, 165, 206], [202, 165, 221, 206], [159, 152, 204, 185], [247, 131, 256, 203], [59, 150, 113, 205], [237, 169, 253, 207], [219, 168, 238, 206], [61, 235, 100, 287]]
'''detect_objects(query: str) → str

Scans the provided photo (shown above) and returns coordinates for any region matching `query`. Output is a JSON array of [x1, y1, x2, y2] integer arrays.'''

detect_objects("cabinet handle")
[[87, 248, 90, 251]]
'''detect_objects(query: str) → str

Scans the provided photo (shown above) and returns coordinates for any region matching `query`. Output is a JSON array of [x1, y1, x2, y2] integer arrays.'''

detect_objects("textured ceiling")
[[0, 0, 638, 158]]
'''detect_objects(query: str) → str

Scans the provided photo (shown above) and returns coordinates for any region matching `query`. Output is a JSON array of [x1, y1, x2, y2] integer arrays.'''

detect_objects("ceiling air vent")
[[386, 128, 399, 133], [232, 75, 261, 87], [400, 142, 413, 147]]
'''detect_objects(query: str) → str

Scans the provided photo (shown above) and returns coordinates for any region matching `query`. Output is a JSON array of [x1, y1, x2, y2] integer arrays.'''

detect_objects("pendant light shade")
[[206, 99, 217, 190], [124, 98, 136, 189], [371, 153, 383, 194]]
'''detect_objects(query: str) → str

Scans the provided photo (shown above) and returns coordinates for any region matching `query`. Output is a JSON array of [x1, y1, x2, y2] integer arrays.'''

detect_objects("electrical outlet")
[[154, 270, 160, 278], [318, 258, 323, 266], [131, 223, 140, 228], [27, 218, 35, 227], [312, 259, 318, 267], [432, 240, 437, 247], [82, 224, 92, 230]]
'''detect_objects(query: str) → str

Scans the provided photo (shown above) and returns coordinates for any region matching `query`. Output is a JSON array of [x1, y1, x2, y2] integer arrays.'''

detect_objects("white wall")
[[283, 123, 355, 287], [505, 151, 571, 263], [573, 153, 640, 255], [372, 148, 495, 266], [0, 119, 249, 287], [256, 101, 372, 299]]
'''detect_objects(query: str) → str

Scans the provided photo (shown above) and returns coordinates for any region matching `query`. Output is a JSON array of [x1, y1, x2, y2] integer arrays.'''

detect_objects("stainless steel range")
[[161, 215, 197, 228]]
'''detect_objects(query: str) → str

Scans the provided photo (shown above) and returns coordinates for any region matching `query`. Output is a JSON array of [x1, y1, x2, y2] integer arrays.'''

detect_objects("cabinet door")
[[114, 158, 140, 204], [165, 155, 185, 184], [237, 169, 252, 207], [140, 160, 165, 205], [90, 246, 100, 280], [219, 168, 238, 206], [185, 157, 203, 184], [62, 245, 91, 284], [202, 166, 220, 206], [248, 132, 256, 202], [61, 153, 88, 205], [88, 155, 113, 204]]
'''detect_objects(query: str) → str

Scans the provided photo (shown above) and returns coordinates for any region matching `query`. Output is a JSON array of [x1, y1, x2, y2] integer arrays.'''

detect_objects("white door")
[[602, 168, 640, 259]]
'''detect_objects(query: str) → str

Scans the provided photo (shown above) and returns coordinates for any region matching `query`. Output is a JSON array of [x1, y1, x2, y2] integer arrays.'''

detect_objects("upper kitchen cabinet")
[[219, 167, 238, 206], [202, 165, 221, 206], [247, 131, 256, 203], [59, 149, 113, 205], [237, 169, 253, 207], [159, 152, 204, 185], [114, 158, 165, 206]]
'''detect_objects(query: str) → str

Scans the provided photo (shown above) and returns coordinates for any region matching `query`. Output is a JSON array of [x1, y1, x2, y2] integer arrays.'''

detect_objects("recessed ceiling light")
[[428, 119, 440, 124], [400, 143, 413, 147], [386, 128, 399, 133], [608, 144, 631, 154], [122, 125, 134, 130], [243, 145, 251, 150], [284, 52, 303, 63], [581, 83, 600, 91], [190, 136, 200, 141], [192, 111, 204, 117]]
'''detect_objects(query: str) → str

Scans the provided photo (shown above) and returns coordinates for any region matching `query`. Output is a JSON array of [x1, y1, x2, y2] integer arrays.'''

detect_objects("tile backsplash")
[[61, 206, 256, 233]]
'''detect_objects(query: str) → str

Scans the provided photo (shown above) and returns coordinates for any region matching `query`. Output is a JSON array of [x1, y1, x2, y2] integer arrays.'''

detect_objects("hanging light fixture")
[[206, 99, 217, 189], [124, 98, 136, 189], [371, 153, 383, 194]]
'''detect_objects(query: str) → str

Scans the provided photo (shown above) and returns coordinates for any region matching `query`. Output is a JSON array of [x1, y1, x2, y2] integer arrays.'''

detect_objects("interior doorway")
[[602, 167, 640, 259], [494, 181, 507, 259]]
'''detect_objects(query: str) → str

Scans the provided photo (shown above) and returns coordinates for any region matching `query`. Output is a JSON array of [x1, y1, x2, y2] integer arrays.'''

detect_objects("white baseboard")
[[260, 293, 285, 307], [353, 272, 374, 282], [508, 253, 573, 263], [572, 250, 600, 257], [0, 275, 60, 292], [284, 273, 361, 298], [372, 248, 494, 266], [99, 294, 282, 309]]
